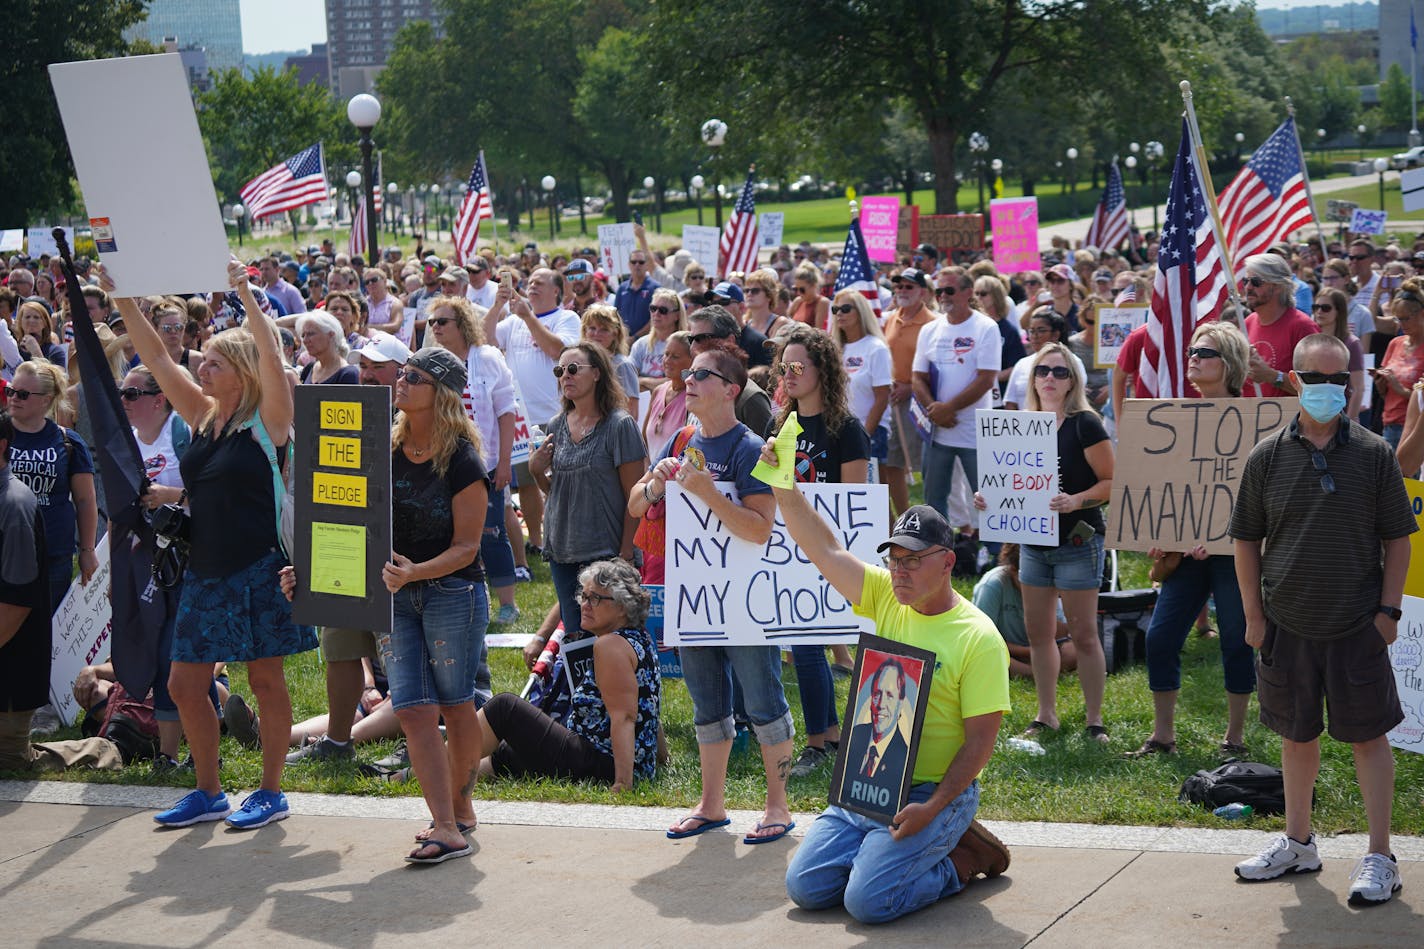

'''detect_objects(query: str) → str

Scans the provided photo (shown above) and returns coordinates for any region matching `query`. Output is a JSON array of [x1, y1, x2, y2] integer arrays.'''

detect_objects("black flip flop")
[[405, 838, 473, 865]]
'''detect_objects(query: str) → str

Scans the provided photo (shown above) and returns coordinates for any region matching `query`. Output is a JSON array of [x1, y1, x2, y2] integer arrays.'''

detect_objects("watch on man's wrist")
[[1274, 370, 1285, 388], [1378, 605, 1403, 621]]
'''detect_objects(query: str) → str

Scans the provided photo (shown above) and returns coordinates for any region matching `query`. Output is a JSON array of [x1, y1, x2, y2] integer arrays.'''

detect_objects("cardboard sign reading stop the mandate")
[[292, 386, 393, 632], [1107, 398, 1294, 556]]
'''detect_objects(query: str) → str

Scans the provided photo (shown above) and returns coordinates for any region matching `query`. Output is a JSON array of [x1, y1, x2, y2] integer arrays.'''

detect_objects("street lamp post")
[[1124, 155, 1138, 224], [691, 174, 705, 226], [1234, 131, 1245, 168], [1145, 140, 1164, 231], [387, 181, 399, 236], [346, 93, 382, 261], [542, 175, 557, 241], [406, 186, 416, 238], [969, 132, 989, 214], [1375, 157, 1389, 210], [1358, 123, 1368, 161], [1317, 127, 1327, 172], [1066, 147, 1079, 216], [702, 119, 727, 229], [233, 203, 245, 248], [643, 176, 662, 233], [989, 158, 1003, 208]]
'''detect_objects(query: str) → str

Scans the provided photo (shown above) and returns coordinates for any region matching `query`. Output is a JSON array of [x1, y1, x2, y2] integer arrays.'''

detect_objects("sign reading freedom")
[[1107, 398, 1294, 556]]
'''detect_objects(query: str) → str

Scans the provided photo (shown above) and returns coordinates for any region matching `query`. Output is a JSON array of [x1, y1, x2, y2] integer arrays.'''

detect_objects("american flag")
[[834, 217, 881, 325], [1114, 283, 1137, 305], [453, 152, 494, 265], [1141, 119, 1229, 398], [719, 167, 759, 277], [1084, 161, 1129, 250], [348, 193, 368, 259], [1217, 118, 1315, 278], [238, 143, 327, 220]]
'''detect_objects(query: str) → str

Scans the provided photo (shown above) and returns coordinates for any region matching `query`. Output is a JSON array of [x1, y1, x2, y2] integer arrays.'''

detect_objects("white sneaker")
[[1348, 852, 1401, 906], [1234, 833, 1322, 881]]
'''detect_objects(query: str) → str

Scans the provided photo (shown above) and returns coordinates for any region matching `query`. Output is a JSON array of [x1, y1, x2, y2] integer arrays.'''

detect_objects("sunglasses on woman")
[[120, 386, 161, 401], [831, 304, 856, 315], [552, 363, 594, 378], [1033, 365, 1072, 379], [400, 370, 434, 385], [427, 316, 456, 326], [648, 305, 673, 315], [3, 386, 37, 401], [779, 360, 805, 376], [681, 367, 732, 383], [1186, 346, 1221, 360], [1311, 303, 1334, 313]]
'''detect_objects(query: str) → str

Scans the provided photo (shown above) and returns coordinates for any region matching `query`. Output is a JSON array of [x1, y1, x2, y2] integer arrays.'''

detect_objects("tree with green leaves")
[[1, 0, 147, 225], [1380, 62, 1414, 132]]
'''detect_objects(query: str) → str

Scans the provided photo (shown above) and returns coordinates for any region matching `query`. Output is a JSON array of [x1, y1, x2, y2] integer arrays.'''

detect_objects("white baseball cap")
[[348, 333, 412, 366]]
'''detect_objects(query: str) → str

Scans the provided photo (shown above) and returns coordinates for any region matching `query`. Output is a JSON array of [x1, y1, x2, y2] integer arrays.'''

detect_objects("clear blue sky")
[[241, 0, 326, 55]]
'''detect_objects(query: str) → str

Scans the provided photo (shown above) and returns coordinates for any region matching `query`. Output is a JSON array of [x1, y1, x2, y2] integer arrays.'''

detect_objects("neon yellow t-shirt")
[[853, 565, 1011, 785]]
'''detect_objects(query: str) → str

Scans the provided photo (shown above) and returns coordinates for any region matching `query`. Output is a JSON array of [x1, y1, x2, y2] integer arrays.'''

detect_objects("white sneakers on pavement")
[[1348, 852, 1402, 906], [1236, 834, 1402, 906]]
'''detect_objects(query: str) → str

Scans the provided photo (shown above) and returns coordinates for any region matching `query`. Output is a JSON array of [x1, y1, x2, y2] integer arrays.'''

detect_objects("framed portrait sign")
[[828, 634, 936, 825], [1092, 303, 1150, 369]]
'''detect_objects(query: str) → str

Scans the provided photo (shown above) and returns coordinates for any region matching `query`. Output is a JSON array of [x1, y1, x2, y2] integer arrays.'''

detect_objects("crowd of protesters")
[[0, 221, 1413, 907]]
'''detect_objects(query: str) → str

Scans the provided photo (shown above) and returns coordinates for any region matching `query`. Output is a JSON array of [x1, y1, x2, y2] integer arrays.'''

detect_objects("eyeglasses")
[[1348, 253, 1371, 261], [575, 590, 616, 606], [682, 367, 732, 384], [779, 360, 805, 376], [629, 258, 648, 266], [1187, 346, 1221, 360], [831, 304, 856, 315], [1028, 326, 1053, 337], [364, 277, 383, 285], [1022, 278, 1043, 286], [119, 386, 161, 401], [429, 316, 458, 327], [974, 290, 992, 297], [4, 387, 37, 401], [688, 332, 725, 345], [1046, 275, 1068, 284], [1306, 445, 1336, 495], [400, 370, 434, 385], [649, 305, 673, 315], [1241, 276, 1268, 287], [553, 363, 594, 378], [1034, 365, 1072, 379], [882, 547, 946, 572], [934, 287, 956, 298], [1296, 370, 1350, 386], [744, 287, 764, 295], [158, 323, 185, 335], [1312, 303, 1334, 313]]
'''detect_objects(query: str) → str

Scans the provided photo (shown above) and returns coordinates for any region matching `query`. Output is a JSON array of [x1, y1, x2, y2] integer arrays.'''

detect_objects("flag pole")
[[1179, 80, 1247, 316], [485, 151, 500, 256], [1282, 96, 1329, 261]]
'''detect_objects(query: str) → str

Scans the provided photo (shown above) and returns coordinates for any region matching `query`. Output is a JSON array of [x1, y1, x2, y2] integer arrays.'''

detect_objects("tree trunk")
[[605, 162, 632, 223], [1022, 178, 1036, 197], [903, 168, 914, 207], [927, 114, 959, 213]]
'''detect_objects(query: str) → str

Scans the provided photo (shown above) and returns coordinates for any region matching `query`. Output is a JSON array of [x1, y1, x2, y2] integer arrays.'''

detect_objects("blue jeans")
[[1384, 422, 1404, 450], [922, 442, 977, 523], [791, 645, 839, 736], [680, 644, 794, 745], [1145, 554, 1254, 694], [786, 780, 980, 924], [383, 577, 489, 711], [480, 485, 516, 588], [549, 559, 596, 638]]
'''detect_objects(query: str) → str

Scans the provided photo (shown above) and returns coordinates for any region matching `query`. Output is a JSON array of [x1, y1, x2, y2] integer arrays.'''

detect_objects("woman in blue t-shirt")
[[6, 360, 97, 611]]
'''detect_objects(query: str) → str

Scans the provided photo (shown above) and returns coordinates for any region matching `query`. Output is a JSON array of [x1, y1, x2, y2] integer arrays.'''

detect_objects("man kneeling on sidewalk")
[[767, 442, 1011, 923]]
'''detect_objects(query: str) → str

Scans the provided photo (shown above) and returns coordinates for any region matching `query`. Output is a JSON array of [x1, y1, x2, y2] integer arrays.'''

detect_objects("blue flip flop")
[[666, 815, 732, 839], [744, 821, 795, 845]]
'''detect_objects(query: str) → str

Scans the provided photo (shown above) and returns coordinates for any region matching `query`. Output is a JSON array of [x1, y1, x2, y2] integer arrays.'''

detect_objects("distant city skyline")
[[241, 0, 326, 55]]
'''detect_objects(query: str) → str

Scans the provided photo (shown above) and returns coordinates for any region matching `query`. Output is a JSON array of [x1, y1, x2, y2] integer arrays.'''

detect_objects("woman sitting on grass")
[[971, 543, 1077, 679]]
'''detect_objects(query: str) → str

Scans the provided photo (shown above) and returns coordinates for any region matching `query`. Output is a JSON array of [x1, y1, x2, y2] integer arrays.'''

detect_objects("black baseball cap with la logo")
[[877, 505, 954, 553]]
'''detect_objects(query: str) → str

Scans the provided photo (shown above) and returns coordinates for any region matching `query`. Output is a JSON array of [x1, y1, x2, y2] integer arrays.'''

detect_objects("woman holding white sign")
[[1127, 322, 1255, 759], [976, 342, 1112, 742], [629, 349, 796, 844]]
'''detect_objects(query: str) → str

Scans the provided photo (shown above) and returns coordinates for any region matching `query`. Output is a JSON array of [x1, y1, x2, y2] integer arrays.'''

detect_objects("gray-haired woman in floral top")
[[476, 558, 661, 789]]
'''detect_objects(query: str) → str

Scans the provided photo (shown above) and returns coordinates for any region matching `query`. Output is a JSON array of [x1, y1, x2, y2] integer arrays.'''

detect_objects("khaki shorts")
[[321, 627, 377, 663], [884, 400, 924, 470], [1256, 618, 1403, 744]]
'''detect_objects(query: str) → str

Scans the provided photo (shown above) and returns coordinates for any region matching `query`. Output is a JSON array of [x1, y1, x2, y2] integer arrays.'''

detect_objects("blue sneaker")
[[225, 789, 290, 830], [154, 789, 230, 827]]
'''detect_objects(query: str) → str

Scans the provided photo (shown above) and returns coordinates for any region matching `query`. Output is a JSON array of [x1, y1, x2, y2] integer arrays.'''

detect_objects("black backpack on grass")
[[1178, 759, 1297, 816]]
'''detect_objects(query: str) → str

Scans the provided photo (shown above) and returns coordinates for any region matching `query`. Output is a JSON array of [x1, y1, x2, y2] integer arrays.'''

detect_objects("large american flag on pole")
[[239, 143, 327, 220], [834, 216, 881, 325], [1217, 118, 1315, 278], [1141, 118, 1229, 398], [452, 152, 494, 265], [1084, 160, 1129, 250], [719, 167, 759, 277]]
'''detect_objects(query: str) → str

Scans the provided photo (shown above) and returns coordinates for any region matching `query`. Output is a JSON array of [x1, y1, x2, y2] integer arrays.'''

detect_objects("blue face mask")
[[1297, 382, 1346, 423]]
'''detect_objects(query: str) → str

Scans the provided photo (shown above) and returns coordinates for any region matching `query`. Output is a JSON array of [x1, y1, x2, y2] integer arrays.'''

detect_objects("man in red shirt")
[[1241, 253, 1318, 398]]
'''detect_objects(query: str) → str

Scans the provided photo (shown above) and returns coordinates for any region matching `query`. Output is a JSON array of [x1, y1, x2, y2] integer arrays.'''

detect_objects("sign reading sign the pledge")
[[664, 482, 889, 647], [1108, 398, 1294, 556]]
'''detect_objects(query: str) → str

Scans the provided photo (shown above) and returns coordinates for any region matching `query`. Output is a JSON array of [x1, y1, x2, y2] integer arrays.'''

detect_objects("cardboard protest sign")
[[598, 222, 636, 279], [1107, 398, 1294, 556], [1325, 198, 1358, 223], [507, 395, 540, 466], [49, 540, 113, 725], [828, 634, 935, 824], [975, 410, 1058, 545], [918, 214, 984, 254], [664, 482, 890, 646], [561, 636, 597, 696], [1402, 167, 1424, 213], [1094, 304, 1150, 369], [758, 211, 785, 248], [860, 197, 901, 262], [989, 197, 1039, 273], [49, 54, 229, 295], [1389, 480, 1424, 754], [896, 204, 920, 258], [291, 386, 393, 632], [681, 224, 720, 277], [0, 229, 24, 252], [26, 227, 70, 259], [1350, 208, 1387, 235]]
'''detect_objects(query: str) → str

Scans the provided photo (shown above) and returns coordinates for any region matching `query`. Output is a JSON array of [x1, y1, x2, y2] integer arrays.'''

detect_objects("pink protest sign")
[[860, 196, 901, 262], [989, 197, 1039, 274]]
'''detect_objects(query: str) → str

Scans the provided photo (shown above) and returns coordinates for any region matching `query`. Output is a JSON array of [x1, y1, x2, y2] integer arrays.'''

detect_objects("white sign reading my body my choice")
[[974, 409, 1059, 545], [664, 481, 889, 647]]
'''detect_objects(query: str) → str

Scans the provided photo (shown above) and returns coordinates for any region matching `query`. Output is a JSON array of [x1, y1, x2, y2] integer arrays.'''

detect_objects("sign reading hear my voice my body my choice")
[[975, 410, 1058, 545], [1108, 398, 1294, 556], [664, 482, 889, 647]]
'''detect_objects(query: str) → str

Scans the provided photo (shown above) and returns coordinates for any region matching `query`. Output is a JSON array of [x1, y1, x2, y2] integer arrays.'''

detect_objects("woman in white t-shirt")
[[829, 290, 892, 467], [629, 288, 686, 391]]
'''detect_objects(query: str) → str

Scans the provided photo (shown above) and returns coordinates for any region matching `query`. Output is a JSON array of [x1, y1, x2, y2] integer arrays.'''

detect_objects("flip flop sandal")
[[667, 815, 731, 839], [744, 821, 795, 845], [416, 820, 476, 841], [405, 838, 473, 865], [1085, 725, 1111, 744], [1218, 741, 1249, 756], [1123, 738, 1176, 758], [1020, 720, 1058, 739]]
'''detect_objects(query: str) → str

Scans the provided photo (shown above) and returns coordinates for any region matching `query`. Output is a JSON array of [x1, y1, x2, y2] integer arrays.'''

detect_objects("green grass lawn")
[[19, 532, 1424, 835]]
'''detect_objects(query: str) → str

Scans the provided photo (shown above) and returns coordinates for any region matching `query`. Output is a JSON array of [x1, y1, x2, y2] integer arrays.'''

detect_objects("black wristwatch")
[[1378, 605, 1403, 621]]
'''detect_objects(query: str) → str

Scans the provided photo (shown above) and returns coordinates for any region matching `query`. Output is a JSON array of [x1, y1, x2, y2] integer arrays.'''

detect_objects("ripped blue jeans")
[[382, 577, 489, 711]]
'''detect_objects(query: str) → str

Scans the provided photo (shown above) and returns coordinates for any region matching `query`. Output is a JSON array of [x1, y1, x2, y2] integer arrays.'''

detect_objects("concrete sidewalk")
[[1, 780, 1419, 948]]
